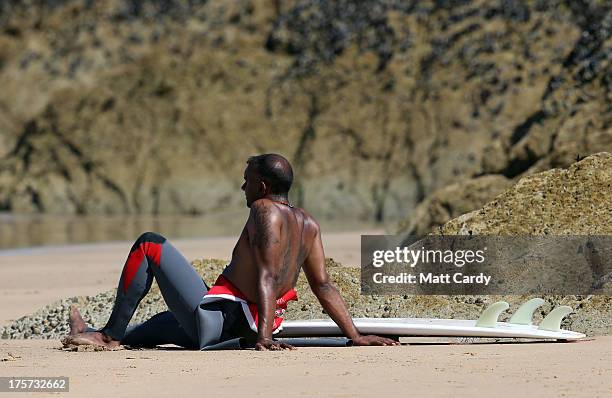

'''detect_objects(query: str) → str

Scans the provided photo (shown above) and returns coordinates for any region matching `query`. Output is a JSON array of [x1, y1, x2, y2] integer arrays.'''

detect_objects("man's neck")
[[266, 194, 292, 207]]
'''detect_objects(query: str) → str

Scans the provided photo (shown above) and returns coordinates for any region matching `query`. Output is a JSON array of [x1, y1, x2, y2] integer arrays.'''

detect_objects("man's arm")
[[246, 200, 294, 351], [303, 223, 399, 346]]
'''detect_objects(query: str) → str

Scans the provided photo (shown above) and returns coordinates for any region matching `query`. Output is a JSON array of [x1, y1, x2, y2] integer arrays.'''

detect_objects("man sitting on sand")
[[63, 154, 398, 350]]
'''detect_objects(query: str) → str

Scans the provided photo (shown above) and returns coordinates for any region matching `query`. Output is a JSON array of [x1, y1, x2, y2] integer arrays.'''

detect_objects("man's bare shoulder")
[[249, 199, 282, 217], [250, 199, 320, 234], [248, 199, 283, 234], [294, 207, 320, 233], [247, 199, 283, 249]]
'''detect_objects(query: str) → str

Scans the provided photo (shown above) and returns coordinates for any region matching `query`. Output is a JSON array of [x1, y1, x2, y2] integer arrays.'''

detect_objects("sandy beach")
[[0, 232, 610, 397], [0, 338, 609, 397]]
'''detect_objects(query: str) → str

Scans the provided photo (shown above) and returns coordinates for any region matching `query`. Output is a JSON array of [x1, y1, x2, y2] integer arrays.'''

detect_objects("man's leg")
[[121, 311, 199, 349], [64, 232, 207, 348], [101, 231, 208, 342]]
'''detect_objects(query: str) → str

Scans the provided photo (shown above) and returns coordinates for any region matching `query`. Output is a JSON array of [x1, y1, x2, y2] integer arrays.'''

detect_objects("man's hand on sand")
[[255, 337, 296, 351], [351, 335, 400, 346]]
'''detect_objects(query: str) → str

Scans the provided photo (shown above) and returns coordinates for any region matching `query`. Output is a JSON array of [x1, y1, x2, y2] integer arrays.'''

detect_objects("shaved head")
[[247, 154, 293, 195]]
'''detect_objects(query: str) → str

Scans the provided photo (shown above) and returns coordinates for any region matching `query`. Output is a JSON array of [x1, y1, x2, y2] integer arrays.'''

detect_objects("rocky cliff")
[[0, 0, 610, 221]]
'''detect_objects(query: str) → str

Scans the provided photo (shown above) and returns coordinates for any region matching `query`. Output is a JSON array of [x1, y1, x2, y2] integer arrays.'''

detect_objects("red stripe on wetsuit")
[[122, 241, 162, 293]]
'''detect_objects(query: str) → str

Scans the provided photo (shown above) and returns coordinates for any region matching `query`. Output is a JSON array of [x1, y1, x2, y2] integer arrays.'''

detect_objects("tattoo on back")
[[252, 204, 279, 248], [279, 232, 292, 284], [251, 204, 310, 289]]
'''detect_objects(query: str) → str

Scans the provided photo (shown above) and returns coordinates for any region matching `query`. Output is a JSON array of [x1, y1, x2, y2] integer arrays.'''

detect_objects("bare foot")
[[68, 305, 88, 335], [63, 305, 120, 349], [62, 331, 121, 350]]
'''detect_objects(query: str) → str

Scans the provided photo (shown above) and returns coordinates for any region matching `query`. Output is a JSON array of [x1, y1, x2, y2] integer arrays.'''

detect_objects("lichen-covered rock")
[[441, 152, 612, 235]]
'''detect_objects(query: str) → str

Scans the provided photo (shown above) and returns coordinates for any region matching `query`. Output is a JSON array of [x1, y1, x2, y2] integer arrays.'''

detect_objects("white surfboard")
[[277, 299, 586, 341]]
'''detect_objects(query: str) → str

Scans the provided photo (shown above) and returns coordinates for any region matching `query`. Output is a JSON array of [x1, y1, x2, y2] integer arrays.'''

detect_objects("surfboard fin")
[[509, 298, 546, 325], [538, 306, 573, 332], [475, 301, 509, 328]]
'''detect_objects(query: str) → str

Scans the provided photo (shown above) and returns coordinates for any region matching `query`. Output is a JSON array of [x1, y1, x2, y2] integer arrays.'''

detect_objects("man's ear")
[[258, 180, 268, 195]]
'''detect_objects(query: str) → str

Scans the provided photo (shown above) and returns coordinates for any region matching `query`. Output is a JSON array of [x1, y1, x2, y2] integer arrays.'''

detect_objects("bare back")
[[222, 199, 319, 301]]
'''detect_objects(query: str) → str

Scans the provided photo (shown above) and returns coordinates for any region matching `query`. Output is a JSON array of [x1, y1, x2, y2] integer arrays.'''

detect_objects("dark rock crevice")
[[0, 106, 131, 213], [291, 92, 320, 208]]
